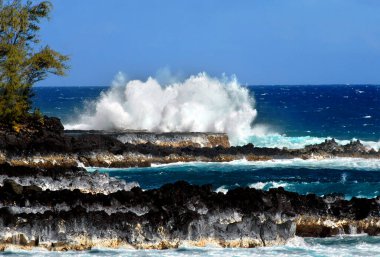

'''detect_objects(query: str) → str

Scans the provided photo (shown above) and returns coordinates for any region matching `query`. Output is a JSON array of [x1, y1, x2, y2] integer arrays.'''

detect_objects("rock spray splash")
[[65, 72, 257, 145]]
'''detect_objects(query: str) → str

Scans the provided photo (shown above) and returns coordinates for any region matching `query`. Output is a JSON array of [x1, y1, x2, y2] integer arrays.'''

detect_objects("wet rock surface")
[[66, 130, 231, 148], [0, 163, 137, 194], [0, 117, 379, 166], [0, 177, 379, 250]]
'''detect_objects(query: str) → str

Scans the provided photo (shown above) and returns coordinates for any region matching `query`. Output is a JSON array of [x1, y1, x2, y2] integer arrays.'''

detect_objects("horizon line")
[[34, 83, 380, 88]]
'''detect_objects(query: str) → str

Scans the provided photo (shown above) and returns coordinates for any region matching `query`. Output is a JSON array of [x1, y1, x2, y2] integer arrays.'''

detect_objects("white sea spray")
[[65, 72, 259, 145]]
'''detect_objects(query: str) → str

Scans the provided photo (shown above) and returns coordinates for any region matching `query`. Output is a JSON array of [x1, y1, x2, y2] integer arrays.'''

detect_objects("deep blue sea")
[[19, 85, 380, 257]]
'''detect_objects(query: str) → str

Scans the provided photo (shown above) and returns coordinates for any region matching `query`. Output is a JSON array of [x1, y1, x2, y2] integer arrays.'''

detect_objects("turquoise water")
[[91, 159, 380, 199], [2, 236, 380, 256]]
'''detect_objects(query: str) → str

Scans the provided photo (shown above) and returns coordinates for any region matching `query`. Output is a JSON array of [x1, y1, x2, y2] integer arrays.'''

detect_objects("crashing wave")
[[65, 72, 257, 145]]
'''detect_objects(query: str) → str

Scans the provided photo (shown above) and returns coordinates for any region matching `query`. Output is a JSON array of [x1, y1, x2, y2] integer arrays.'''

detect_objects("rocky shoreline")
[[0, 116, 379, 251], [0, 165, 379, 251], [1, 117, 379, 169]]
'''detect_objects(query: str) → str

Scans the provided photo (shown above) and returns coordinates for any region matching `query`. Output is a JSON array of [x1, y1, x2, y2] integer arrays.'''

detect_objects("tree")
[[0, 0, 68, 128]]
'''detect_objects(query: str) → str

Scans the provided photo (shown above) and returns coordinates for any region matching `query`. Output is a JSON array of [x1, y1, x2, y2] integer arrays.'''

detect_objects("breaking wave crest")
[[249, 181, 288, 190], [65, 72, 258, 145]]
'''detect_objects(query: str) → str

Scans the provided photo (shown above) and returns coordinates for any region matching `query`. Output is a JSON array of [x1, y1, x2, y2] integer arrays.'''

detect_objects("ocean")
[[19, 84, 380, 257]]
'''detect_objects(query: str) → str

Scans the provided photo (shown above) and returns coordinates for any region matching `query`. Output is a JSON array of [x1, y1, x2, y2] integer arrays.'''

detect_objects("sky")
[[38, 0, 380, 86]]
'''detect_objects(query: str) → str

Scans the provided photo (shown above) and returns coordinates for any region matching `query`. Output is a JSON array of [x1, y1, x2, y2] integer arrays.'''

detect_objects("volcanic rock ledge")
[[0, 173, 379, 251], [0, 163, 138, 194], [66, 130, 231, 148], [0, 116, 379, 169]]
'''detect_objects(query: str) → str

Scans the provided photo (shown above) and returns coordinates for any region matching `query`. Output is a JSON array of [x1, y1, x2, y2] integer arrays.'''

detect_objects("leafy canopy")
[[0, 0, 68, 127]]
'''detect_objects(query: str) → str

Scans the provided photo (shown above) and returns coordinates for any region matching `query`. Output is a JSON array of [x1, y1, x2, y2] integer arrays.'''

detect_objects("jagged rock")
[[3, 179, 24, 195], [0, 116, 69, 154], [0, 116, 378, 165], [343, 140, 367, 153], [305, 139, 341, 153], [112, 131, 230, 148], [0, 178, 379, 250], [0, 163, 138, 194], [323, 193, 345, 204]]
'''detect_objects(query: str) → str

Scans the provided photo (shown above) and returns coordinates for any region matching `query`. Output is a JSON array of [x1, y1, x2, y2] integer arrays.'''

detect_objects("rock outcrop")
[[0, 174, 379, 251], [79, 130, 231, 148], [0, 117, 379, 168], [0, 163, 138, 194]]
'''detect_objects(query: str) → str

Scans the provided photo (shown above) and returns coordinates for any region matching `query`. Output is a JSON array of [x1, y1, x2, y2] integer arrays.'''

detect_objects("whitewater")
[[65, 73, 258, 145]]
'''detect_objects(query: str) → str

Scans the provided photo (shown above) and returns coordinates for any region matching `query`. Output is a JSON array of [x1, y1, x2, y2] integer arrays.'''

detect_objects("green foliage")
[[0, 0, 68, 127]]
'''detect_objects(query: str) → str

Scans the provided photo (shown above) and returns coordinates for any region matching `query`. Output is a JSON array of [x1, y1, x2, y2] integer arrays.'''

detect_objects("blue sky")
[[38, 0, 380, 86]]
